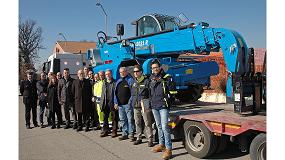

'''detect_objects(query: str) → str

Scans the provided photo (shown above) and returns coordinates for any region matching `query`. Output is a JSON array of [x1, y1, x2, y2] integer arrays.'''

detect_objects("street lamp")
[[96, 2, 108, 37], [58, 33, 67, 46]]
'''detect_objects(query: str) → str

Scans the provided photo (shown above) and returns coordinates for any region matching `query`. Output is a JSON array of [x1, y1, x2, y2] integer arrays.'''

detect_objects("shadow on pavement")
[[172, 152, 189, 159], [207, 143, 248, 159], [172, 146, 184, 151]]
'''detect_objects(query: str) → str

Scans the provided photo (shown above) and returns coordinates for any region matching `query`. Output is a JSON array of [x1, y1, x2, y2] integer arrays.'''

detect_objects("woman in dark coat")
[[47, 75, 62, 129]]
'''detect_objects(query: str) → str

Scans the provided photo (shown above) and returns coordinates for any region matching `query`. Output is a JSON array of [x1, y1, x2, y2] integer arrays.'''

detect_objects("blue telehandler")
[[87, 13, 251, 103]]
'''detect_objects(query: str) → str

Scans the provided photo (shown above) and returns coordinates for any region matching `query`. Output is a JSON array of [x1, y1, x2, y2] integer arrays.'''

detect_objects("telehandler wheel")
[[250, 133, 266, 160], [183, 121, 217, 158]]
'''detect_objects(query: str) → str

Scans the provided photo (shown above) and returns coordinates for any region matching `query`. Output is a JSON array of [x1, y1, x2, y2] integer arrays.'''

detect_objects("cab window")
[[137, 16, 160, 36]]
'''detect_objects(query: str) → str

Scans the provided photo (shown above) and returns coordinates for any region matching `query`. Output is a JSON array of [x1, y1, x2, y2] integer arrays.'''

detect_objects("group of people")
[[20, 59, 177, 160]]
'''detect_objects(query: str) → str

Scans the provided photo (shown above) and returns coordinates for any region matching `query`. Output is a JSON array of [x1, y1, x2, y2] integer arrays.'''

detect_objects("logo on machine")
[[135, 40, 149, 51], [135, 40, 149, 47]]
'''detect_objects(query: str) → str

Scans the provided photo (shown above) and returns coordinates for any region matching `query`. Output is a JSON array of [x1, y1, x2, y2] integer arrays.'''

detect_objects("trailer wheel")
[[250, 133, 266, 160], [178, 85, 204, 103], [216, 135, 229, 153], [183, 121, 217, 158]]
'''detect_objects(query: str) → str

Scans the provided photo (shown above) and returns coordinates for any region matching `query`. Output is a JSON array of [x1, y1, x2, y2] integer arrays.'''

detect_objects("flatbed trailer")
[[169, 102, 266, 160]]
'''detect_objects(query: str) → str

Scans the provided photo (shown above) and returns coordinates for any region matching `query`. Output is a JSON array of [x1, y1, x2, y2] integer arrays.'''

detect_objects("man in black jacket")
[[87, 70, 100, 130], [20, 70, 39, 129], [58, 68, 76, 129], [114, 67, 135, 141], [99, 69, 118, 137], [36, 72, 49, 128]]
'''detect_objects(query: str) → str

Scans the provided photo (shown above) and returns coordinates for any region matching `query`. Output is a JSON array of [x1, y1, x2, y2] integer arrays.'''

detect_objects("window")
[[163, 20, 177, 30], [137, 16, 160, 36], [156, 16, 180, 31]]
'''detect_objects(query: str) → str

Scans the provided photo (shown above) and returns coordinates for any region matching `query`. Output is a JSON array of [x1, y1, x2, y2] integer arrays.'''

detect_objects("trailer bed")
[[170, 102, 266, 136]]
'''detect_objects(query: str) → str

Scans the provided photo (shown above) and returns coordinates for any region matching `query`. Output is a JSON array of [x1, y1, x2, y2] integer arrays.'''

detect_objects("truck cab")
[[42, 53, 89, 78]]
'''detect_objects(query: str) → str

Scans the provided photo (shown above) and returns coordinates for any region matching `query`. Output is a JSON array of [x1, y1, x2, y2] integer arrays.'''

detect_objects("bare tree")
[[19, 19, 44, 79]]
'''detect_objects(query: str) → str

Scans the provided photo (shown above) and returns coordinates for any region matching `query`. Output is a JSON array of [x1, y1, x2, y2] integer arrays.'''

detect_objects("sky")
[[19, 0, 266, 69]]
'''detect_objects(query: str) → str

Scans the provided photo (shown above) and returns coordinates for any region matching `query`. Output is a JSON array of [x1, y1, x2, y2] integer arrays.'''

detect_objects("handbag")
[[45, 108, 50, 117]]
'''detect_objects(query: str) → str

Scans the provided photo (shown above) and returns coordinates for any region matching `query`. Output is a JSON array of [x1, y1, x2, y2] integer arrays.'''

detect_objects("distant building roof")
[[54, 41, 96, 54]]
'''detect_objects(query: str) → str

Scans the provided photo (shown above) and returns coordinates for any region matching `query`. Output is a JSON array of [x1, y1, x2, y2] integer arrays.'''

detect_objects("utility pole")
[[96, 2, 108, 37]]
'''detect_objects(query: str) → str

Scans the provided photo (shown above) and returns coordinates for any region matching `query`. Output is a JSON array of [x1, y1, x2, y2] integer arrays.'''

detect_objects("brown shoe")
[[151, 144, 166, 153], [111, 132, 117, 138], [162, 149, 172, 160]]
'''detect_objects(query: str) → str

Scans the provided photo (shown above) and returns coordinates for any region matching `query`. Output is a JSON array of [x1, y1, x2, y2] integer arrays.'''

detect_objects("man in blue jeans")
[[114, 67, 135, 142], [149, 59, 177, 160], [36, 72, 49, 128]]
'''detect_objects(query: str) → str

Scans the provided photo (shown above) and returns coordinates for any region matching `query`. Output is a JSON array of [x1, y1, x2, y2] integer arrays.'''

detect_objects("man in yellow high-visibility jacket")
[[92, 71, 104, 123], [93, 71, 104, 101], [92, 71, 112, 125]]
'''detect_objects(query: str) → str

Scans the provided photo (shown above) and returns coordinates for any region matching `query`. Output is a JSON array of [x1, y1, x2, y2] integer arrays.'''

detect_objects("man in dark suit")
[[20, 70, 39, 129], [72, 69, 93, 132]]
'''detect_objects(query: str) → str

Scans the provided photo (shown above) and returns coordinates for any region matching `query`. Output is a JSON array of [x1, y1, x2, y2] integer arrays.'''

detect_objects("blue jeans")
[[152, 107, 172, 150], [39, 100, 47, 124], [118, 104, 134, 136]]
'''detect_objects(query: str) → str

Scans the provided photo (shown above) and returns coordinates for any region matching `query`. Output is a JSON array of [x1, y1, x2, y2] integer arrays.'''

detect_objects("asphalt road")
[[19, 96, 250, 160]]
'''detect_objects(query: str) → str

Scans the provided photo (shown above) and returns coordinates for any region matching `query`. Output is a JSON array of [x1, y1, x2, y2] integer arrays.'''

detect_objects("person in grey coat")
[[58, 68, 76, 129]]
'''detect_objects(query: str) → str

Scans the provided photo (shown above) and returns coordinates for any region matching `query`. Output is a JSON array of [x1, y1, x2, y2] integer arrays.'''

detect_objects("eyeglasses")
[[133, 70, 140, 73]]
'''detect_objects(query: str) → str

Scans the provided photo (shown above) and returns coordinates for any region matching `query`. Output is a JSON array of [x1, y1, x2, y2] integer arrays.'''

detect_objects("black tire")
[[216, 135, 229, 153], [183, 121, 218, 158], [177, 85, 204, 103], [250, 133, 266, 160]]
